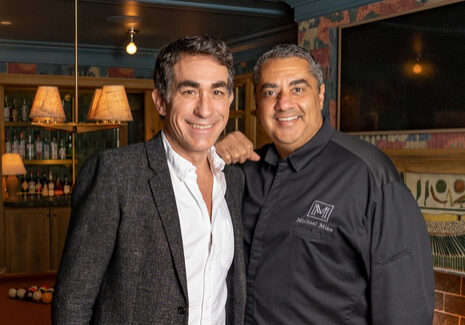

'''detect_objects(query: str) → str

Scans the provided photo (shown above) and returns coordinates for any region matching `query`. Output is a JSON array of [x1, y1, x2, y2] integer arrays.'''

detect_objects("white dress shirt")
[[162, 132, 235, 325]]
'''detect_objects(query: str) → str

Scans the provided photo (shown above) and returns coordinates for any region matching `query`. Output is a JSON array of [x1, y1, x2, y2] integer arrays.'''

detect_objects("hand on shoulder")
[[215, 131, 260, 164]]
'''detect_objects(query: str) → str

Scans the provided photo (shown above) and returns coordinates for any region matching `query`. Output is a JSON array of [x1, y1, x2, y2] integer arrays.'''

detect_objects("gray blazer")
[[52, 133, 246, 324]]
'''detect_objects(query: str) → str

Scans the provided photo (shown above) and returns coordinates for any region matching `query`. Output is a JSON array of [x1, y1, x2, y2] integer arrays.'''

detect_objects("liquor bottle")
[[42, 137, 50, 159], [11, 131, 19, 154], [41, 173, 48, 197], [10, 99, 18, 122], [66, 134, 73, 158], [51, 137, 58, 159], [55, 176, 63, 196], [59, 139, 66, 159], [4, 96, 10, 122], [63, 175, 71, 195], [35, 170, 42, 195], [18, 131, 26, 160], [5, 131, 12, 153], [26, 134, 34, 160], [20, 174, 28, 195], [28, 170, 35, 194], [20, 98, 28, 122], [35, 133, 43, 159], [48, 171, 55, 197]]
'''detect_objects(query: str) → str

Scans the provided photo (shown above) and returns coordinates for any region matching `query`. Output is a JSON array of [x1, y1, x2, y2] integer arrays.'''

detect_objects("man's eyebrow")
[[259, 82, 278, 92], [212, 81, 228, 89], [289, 79, 310, 87], [176, 80, 200, 89]]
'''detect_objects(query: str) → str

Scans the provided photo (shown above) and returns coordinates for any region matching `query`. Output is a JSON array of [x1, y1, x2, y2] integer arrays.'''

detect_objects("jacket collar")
[[263, 118, 334, 172]]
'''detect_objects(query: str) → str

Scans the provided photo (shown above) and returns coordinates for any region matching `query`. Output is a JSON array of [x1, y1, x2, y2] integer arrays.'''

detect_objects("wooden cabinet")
[[5, 207, 50, 273], [4, 206, 70, 273], [50, 206, 71, 270]]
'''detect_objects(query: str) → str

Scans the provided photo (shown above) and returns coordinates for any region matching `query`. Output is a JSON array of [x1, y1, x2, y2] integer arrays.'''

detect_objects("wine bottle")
[[35, 170, 42, 195], [28, 170, 35, 194], [55, 176, 63, 196], [11, 131, 19, 154], [18, 131, 26, 160], [66, 134, 73, 158], [35, 132, 43, 159], [10, 99, 18, 122], [48, 171, 55, 196], [43, 137, 50, 159], [4, 96, 10, 122], [59, 139, 66, 159], [5, 131, 12, 153], [51, 137, 58, 159], [63, 175, 71, 195], [20, 98, 28, 122], [26, 134, 34, 160]]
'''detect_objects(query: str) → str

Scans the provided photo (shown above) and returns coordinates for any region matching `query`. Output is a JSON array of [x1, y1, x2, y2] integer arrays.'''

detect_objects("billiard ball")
[[16, 288, 26, 299], [8, 288, 17, 299], [41, 292, 53, 304], [32, 290, 42, 302]]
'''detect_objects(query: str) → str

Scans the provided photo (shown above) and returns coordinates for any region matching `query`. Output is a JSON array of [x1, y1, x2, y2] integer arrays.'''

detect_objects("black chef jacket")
[[242, 119, 434, 325]]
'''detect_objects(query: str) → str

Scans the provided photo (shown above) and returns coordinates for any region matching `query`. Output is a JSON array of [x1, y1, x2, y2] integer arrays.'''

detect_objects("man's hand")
[[216, 131, 260, 164]]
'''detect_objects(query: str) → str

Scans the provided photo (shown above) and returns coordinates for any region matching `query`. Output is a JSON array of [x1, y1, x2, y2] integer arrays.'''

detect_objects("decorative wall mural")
[[406, 172, 465, 274]]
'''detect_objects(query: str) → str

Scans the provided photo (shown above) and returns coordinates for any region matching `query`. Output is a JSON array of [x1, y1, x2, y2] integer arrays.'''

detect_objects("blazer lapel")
[[224, 166, 246, 325], [145, 133, 188, 303]]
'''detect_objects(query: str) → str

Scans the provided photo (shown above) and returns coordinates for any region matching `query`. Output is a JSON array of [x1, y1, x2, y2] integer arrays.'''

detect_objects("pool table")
[[0, 272, 56, 325]]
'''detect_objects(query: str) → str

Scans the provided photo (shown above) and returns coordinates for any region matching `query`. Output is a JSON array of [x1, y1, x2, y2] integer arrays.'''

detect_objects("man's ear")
[[318, 83, 325, 111], [152, 89, 167, 117], [228, 92, 234, 107]]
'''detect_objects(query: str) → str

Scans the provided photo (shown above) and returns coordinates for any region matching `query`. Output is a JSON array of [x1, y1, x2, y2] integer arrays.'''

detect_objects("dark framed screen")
[[339, 1, 465, 133]]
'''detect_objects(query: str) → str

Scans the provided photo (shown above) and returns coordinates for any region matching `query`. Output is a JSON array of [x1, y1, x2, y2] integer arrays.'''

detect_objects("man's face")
[[256, 57, 325, 157], [153, 55, 233, 162]]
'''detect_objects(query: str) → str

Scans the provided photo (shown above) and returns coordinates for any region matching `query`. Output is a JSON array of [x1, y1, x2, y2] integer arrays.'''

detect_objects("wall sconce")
[[126, 27, 138, 55]]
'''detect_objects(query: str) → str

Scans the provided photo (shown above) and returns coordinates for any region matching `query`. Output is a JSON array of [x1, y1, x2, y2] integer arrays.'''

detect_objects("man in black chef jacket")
[[216, 43, 434, 325]]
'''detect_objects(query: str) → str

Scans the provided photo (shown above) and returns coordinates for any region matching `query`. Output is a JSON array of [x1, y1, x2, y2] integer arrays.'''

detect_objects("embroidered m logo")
[[307, 200, 334, 222]]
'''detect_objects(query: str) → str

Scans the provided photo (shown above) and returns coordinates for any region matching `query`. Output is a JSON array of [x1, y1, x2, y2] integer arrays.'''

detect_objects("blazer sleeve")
[[52, 152, 121, 324], [370, 181, 434, 325]]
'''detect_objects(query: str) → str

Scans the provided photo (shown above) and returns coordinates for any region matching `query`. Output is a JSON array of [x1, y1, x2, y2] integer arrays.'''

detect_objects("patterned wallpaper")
[[297, 0, 465, 150]]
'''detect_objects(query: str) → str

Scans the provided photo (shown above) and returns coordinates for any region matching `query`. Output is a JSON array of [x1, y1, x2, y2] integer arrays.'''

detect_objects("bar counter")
[[3, 195, 71, 208]]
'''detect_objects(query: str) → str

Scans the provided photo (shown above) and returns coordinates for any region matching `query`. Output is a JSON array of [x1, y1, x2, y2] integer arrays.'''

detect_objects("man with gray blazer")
[[52, 35, 246, 325]]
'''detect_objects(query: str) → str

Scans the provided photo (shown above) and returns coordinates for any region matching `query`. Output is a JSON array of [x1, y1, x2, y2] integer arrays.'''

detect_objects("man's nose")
[[194, 92, 214, 117], [276, 91, 293, 111]]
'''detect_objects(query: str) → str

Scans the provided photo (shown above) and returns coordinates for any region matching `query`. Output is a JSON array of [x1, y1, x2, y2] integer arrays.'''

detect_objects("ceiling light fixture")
[[31, 0, 134, 181], [126, 27, 138, 55]]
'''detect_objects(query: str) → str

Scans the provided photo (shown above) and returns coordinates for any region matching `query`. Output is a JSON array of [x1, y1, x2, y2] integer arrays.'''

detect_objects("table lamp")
[[2, 153, 26, 199]]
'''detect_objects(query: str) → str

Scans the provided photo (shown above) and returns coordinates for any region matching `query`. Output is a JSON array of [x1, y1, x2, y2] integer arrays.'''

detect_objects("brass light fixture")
[[31, 0, 133, 134], [30, 0, 134, 181], [126, 27, 138, 55]]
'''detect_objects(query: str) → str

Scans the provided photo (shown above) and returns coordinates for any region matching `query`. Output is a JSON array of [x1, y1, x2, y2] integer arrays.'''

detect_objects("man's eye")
[[264, 90, 276, 97], [182, 89, 196, 96], [212, 90, 225, 97], [293, 87, 303, 93]]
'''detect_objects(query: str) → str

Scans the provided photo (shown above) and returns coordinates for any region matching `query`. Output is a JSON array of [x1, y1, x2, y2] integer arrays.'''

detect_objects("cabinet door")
[[5, 207, 50, 273], [50, 206, 71, 270]]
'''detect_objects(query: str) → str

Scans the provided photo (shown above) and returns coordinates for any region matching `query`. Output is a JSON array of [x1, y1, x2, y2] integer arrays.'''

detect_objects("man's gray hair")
[[153, 35, 234, 101], [253, 44, 324, 90]]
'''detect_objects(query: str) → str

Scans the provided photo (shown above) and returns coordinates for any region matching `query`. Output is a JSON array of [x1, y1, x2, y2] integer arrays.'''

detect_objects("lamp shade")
[[2, 153, 26, 175], [29, 86, 66, 122], [88, 85, 133, 122], [87, 88, 102, 120]]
